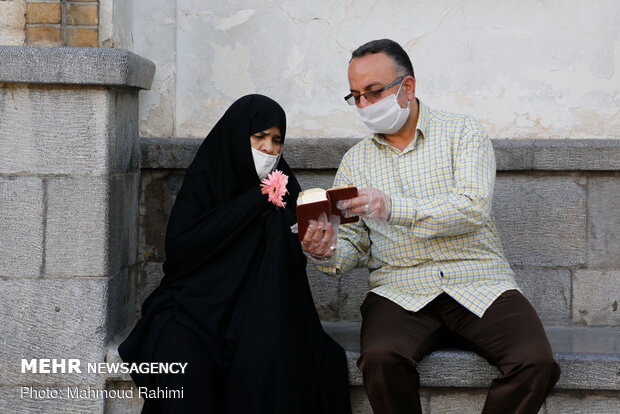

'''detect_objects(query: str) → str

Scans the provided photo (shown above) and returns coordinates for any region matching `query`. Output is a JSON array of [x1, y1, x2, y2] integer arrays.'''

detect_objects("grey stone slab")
[[139, 138, 200, 169], [0, 87, 139, 175], [428, 389, 491, 414], [349, 386, 374, 414], [334, 265, 572, 324], [338, 268, 371, 321], [107, 268, 139, 343], [0, 176, 44, 277], [0, 46, 155, 90], [418, 350, 499, 388], [108, 91, 140, 173], [346, 388, 620, 414], [139, 170, 185, 263], [546, 326, 620, 354], [325, 323, 620, 356], [323, 322, 620, 390], [588, 178, 620, 268], [137, 263, 165, 316], [46, 173, 138, 277], [344, 349, 364, 386], [45, 176, 110, 277], [0, 386, 105, 414], [492, 138, 536, 170], [531, 139, 620, 171], [349, 386, 432, 414], [294, 170, 337, 192], [554, 352, 620, 390], [0, 278, 109, 386], [322, 321, 362, 352], [284, 138, 363, 169], [493, 175, 586, 267], [572, 270, 620, 326], [105, 336, 134, 383], [0, 85, 111, 175], [545, 391, 620, 414], [493, 139, 620, 171], [513, 267, 571, 325], [139, 137, 361, 170], [292, 138, 620, 171], [109, 173, 140, 274], [307, 264, 340, 321], [104, 381, 143, 414], [106, 326, 620, 411], [139, 138, 620, 171]]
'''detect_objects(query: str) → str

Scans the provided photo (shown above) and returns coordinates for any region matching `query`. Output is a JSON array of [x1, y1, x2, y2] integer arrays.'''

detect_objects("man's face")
[[348, 52, 409, 109]]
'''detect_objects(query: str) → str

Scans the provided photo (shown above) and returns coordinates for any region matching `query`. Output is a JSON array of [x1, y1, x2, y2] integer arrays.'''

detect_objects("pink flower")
[[260, 169, 289, 208]]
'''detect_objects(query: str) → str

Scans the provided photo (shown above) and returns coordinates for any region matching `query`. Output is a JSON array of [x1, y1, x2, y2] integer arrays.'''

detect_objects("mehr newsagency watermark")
[[19, 359, 186, 400]]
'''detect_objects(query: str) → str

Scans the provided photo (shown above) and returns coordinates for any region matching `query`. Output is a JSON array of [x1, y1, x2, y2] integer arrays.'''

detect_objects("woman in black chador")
[[119, 94, 351, 413]]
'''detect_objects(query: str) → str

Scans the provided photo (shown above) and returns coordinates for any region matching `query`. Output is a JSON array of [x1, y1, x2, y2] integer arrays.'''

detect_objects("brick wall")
[[25, 0, 98, 47]]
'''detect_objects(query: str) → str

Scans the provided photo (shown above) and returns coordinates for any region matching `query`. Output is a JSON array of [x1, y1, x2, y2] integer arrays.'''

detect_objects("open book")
[[295, 186, 358, 241]]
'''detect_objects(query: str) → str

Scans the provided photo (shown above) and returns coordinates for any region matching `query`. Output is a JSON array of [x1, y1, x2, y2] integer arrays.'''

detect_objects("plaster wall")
[[110, 0, 620, 139], [0, 0, 26, 46]]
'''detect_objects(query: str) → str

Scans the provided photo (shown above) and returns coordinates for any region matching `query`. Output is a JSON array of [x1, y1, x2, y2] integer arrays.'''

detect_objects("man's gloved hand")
[[337, 188, 392, 222]]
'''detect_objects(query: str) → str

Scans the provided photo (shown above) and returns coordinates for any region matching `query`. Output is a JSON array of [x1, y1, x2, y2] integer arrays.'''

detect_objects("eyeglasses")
[[344, 77, 404, 106]]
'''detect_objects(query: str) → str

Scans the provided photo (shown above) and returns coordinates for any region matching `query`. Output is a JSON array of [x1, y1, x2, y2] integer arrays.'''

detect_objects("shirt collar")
[[416, 99, 429, 140], [371, 98, 428, 151]]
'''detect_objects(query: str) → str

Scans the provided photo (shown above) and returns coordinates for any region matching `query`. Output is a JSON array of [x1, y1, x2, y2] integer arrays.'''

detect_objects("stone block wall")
[[138, 139, 620, 329], [0, 46, 153, 412]]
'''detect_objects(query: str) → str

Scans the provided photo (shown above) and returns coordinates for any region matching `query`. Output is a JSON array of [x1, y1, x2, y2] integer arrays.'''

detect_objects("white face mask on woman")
[[357, 80, 410, 135], [251, 147, 281, 180]]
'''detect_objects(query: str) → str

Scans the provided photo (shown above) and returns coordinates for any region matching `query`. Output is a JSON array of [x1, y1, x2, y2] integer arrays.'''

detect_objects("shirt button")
[[440, 271, 444, 277]]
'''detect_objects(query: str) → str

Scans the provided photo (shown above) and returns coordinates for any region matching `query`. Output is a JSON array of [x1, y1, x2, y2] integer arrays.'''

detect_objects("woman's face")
[[250, 126, 283, 156]]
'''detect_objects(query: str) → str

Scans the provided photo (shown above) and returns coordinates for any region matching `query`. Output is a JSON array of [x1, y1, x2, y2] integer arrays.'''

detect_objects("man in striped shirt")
[[302, 39, 560, 414]]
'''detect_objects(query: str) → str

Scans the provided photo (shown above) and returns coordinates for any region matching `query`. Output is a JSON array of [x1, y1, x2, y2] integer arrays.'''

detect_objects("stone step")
[[104, 323, 620, 413], [321, 321, 620, 390], [107, 323, 620, 390]]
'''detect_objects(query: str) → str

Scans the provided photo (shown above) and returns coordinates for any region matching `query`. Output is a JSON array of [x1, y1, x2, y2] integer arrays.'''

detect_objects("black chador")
[[119, 94, 351, 413]]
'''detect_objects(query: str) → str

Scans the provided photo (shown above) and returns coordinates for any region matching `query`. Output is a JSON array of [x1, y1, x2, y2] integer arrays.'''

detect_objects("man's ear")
[[404, 76, 416, 101]]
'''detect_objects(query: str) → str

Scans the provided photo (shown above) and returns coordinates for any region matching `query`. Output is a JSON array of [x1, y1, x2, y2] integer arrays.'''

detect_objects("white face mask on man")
[[251, 147, 281, 180], [357, 80, 410, 135]]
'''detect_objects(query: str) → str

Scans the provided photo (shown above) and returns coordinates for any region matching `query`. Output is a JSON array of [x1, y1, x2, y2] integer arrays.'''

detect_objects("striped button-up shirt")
[[318, 100, 519, 317]]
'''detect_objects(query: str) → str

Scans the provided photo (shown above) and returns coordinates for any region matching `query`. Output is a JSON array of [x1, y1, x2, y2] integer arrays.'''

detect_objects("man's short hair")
[[351, 39, 415, 79]]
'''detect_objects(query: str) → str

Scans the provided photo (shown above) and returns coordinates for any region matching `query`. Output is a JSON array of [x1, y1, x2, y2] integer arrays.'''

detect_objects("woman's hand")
[[301, 213, 339, 261]]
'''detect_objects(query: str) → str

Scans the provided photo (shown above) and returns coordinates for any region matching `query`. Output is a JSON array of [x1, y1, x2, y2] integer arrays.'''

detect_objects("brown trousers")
[[357, 291, 560, 414]]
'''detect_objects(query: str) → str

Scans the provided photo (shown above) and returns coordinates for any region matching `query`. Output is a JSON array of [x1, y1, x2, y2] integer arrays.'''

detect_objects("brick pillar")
[[0, 47, 154, 412]]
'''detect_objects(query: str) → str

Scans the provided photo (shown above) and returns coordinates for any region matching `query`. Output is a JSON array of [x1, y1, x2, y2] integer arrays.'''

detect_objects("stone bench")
[[135, 137, 620, 413], [107, 323, 620, 389], [321, 321, 620, 390], [105, 323, 620, 413]]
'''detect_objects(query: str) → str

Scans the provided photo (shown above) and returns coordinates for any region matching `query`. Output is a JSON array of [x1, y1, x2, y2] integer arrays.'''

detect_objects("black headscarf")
[[179, 93, 287, 208], [162, 94, 296, 273], [119, 94, 351, 413]]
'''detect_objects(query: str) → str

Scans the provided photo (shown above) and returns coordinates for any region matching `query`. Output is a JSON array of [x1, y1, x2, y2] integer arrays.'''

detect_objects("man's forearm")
[[390, 192, 492, 239]]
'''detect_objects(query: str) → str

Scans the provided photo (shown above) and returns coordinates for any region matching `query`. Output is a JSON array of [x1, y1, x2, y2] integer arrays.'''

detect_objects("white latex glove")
[[301, 212, 340, 262], [336, 188, 392, 222]]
